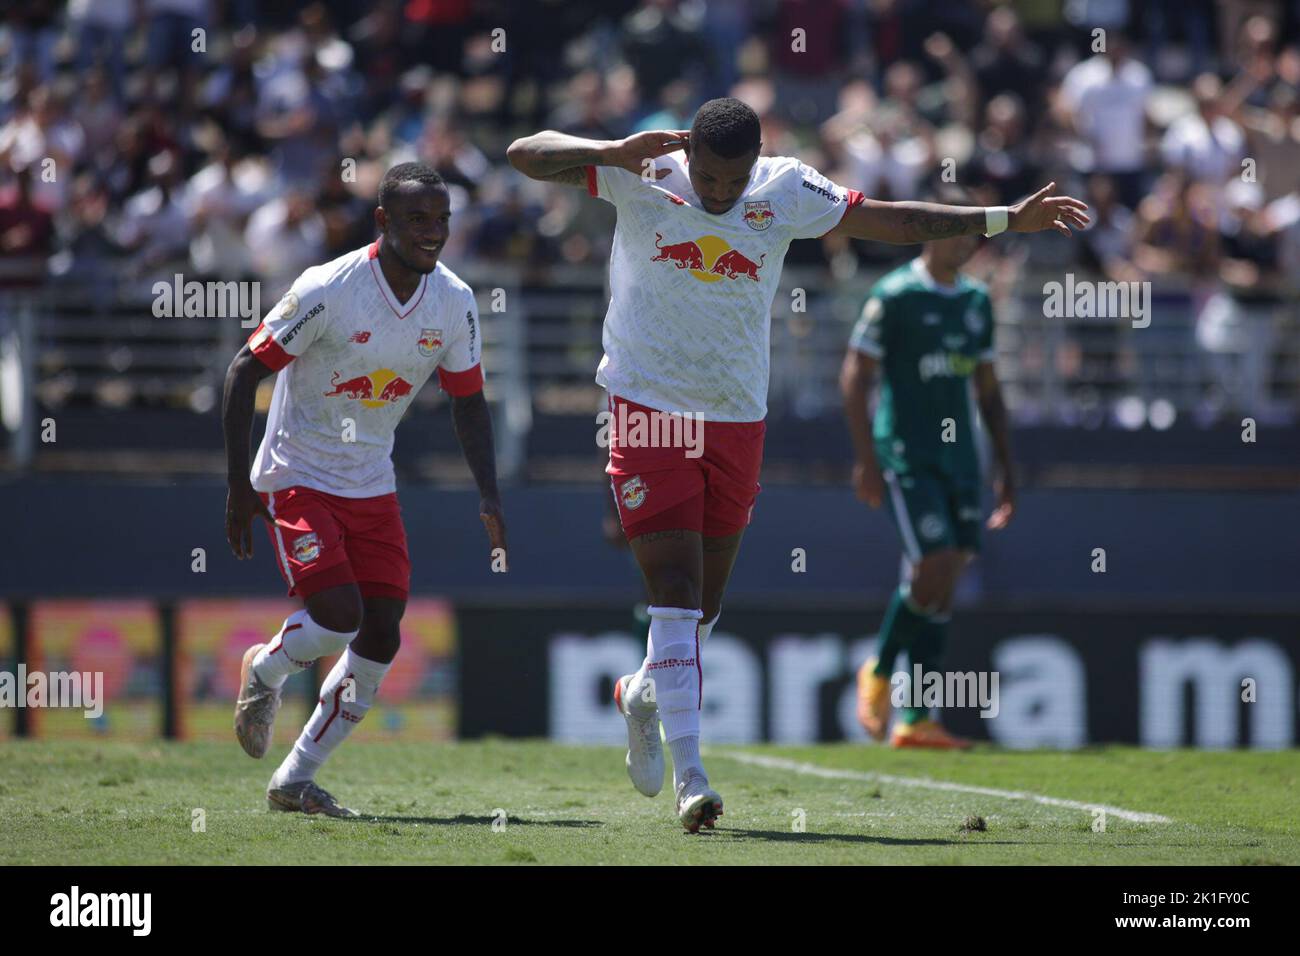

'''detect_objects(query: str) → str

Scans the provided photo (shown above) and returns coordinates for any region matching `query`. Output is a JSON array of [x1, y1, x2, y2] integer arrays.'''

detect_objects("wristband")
[[983, 206, 1009, 237]]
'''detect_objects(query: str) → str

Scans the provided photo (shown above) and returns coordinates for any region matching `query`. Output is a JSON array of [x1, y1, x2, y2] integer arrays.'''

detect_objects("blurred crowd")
[[2, 0, 1299, 420]]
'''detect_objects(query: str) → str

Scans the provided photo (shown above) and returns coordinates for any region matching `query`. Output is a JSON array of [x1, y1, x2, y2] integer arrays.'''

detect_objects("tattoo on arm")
[[508, 131, 608, 182], [450, 391, 501, 500], [895, 203, 986, 242], [532, 166, 589, 187]]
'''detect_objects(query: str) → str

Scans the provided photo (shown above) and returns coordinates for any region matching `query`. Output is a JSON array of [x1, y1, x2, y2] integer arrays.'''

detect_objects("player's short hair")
[[379, 162, 446, 208], [690, 98, 761, 159]]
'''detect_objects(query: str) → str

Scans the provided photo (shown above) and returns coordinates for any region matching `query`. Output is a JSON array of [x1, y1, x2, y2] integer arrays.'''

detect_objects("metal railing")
[[3, 260, 1298, 476]]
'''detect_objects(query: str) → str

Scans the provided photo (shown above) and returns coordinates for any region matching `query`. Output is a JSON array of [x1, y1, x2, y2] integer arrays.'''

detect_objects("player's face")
[[378, 184, 451, 274], [685, 140, 759, 215]]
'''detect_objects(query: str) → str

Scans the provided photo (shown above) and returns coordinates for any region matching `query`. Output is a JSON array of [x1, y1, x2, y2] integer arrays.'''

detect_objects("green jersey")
[[848, 258, 995, 480]]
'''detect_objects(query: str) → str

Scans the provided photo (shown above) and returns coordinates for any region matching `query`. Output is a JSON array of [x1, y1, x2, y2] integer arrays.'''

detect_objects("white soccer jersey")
[[586, 153, 863, 421], [247, 240, 483, 498]]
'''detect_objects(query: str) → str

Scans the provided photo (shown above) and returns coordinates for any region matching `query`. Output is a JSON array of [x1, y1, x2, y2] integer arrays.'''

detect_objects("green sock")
[[901, 612, 950, 725], [873, 585, 928, 679]]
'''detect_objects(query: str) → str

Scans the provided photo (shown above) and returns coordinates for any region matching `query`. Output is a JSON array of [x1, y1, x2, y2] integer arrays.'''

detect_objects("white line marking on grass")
[[710, 750, 1172, 824]]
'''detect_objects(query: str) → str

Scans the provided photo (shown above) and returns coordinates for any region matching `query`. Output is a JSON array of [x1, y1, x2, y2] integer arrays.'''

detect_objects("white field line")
[[710, 750, 1173, 824]]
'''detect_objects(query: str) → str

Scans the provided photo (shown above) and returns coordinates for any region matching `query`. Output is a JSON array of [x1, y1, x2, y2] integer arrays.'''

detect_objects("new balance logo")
[[349, 331, 372, 343]]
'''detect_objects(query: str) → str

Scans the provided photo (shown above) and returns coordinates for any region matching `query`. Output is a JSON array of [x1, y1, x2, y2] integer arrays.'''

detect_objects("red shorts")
[[605, 394, 765, 539], [259, 486, 410, 601]]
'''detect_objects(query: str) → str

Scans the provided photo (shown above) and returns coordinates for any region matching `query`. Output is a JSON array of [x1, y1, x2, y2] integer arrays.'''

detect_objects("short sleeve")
[[587, 165, 641, 206], [790, 162, 865, 240], [246, 271, 328, 371], [437, 290, 484, 396], [849, 294, 890, 359]]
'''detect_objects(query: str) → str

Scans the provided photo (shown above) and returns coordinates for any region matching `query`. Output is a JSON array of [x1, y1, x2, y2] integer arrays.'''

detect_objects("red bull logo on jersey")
[[742, 201, 775, 231], [323, 368, 415, 408], [417, 328, 443, 357], [651, 233, 766, 283]]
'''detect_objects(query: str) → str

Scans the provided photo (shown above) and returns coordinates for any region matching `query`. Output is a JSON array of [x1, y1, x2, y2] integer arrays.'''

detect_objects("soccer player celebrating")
[[222, 162, 506, 817], [507, 99, 1085, 831], [841, 186, 1015, 749]]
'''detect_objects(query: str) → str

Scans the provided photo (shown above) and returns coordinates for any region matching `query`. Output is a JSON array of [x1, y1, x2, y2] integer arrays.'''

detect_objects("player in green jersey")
[[840, 188, 1016, 749]]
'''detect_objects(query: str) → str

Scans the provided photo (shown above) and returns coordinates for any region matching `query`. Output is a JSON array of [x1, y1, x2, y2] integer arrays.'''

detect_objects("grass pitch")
[[2, 739, 1297, 865]]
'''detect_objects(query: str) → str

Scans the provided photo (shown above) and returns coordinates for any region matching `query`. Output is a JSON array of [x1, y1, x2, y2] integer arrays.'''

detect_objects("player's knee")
[[305, 590, 364, 636], [358, 599, 405, 656], [911, 550, 960, 608]]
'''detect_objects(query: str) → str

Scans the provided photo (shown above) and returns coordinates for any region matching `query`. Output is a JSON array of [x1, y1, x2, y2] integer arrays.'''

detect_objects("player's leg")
[[236, 488, 362, 759], [895, 546, 964, 724], [890, 480, 980, 749], [624, 505, 706, 794], [699, 529, 744, 642], [605, 394, 709, 807], [267, 595, 406, 818], [266, 492, 412, 816], [858, 471, 957, 741]]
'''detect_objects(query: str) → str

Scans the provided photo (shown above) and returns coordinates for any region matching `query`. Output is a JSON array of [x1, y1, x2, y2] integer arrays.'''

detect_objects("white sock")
[[253, 609, 359, 689], [270, 648, 390, 787], [635, 606, 704, 787], [698, 610, 720, 644], [669, 734, 703, 789], [628, 609, 720, 711]]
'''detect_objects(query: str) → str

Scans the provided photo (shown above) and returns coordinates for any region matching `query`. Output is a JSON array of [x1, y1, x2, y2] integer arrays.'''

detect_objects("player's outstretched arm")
[[222, 345, 275, 558], [450, 390, 508, 567], [505, 129, 689, 186], [974, 361, 1016, 530], [840, 349, 885, 508], [828, 182, 1090, 244]]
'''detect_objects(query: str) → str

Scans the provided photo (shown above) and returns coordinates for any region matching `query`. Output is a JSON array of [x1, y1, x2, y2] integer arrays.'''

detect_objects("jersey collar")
[[368, 238, 429, 319]]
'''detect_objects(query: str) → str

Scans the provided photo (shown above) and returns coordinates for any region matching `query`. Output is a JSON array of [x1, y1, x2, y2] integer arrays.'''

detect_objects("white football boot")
[[614, 674, 664, 797], [675, 769, 723, 833], [234, 643, 281, 758], [267, 780, 359, 818]]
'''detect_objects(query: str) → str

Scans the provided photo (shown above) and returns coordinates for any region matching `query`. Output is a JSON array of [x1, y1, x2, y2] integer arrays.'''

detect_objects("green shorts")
[[881, 469, 982, 560]]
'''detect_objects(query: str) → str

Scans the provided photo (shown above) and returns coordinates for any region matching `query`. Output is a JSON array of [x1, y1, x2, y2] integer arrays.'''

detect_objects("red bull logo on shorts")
[[292, 532, 321, 563], [650, 233, 765, 283], [323, 368, 416, 408], [620, 475, 648, 511]]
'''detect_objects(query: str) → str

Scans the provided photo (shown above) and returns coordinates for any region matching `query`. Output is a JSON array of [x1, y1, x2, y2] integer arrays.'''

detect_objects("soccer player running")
[[222, 162, 506, 817], [507, 98, 1086, 832], [841, 185, 1015, 749]]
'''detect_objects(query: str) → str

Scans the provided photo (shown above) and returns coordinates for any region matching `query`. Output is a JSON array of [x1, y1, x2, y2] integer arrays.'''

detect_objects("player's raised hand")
[[226, 481, 272, 559], [480, 496, 508, 570], [1009, 182, 1090, 237], [987, 474, 1016, 530], [852, 460, 884, 509], [607, 130, 691, 180]]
